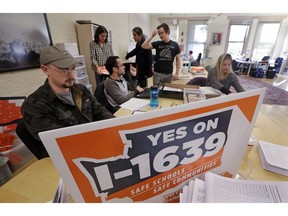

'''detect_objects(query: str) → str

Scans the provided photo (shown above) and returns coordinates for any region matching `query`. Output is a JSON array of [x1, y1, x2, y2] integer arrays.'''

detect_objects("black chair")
[[16, 119, 49, 160], [257, 56, 270, 74], [94, 81, 119, 114], [268, 57, 283, 73], [191, 53, 202, 66], [232, 60, 241, 74], [266, 57, 283, 78]]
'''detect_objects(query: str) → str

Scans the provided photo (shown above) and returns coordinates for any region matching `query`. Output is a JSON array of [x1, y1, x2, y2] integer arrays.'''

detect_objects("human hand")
[[130, 65, 137, 76], [151, 29, 158, 37], [173, 73, 179, 81], [97, 66, 109, 75], [136, 86, 144, 93]]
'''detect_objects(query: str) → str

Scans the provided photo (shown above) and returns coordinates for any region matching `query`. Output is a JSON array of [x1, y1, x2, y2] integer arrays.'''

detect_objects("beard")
[[62, 78, 75, 88]]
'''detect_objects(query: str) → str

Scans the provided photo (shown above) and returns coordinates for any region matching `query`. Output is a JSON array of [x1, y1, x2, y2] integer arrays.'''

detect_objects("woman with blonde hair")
[[206, 53, 245, 94]]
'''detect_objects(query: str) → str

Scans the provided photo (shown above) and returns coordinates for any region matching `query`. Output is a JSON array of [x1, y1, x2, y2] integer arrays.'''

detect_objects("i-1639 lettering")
[[74, 110, 232, 199]]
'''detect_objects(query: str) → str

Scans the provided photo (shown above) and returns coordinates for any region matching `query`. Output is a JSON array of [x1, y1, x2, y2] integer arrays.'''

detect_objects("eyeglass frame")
[[46, 65, 77, 74], [115, 63, 125, 69]]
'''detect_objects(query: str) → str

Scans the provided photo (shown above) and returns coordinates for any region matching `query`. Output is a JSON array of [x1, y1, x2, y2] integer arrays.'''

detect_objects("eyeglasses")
[[116, 64, 124, 69], [47, 66, 76, 74]]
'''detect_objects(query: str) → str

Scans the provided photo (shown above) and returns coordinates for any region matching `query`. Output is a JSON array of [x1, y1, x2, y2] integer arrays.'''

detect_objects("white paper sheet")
[[120, 98, 149, 111], [259, 141, 288, 169], [205, 172, 288, 203]]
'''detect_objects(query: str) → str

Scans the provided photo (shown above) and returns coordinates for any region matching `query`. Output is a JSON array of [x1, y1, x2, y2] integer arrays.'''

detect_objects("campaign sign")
[[39, 88, 265, 203]]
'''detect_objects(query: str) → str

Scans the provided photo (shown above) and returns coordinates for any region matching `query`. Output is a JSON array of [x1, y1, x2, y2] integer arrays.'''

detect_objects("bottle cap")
[[151, 86, 158, 90]]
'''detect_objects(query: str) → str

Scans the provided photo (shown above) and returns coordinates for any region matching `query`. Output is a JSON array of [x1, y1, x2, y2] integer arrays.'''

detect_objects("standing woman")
[[206, 53, 245, 94], [125, 27, 152, 88], [90, 25, 114, 85]]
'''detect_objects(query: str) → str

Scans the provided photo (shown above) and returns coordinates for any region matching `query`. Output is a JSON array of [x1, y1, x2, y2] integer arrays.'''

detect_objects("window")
[[252, 22, 280, 61], [186, 21, 208, 59], [227, 25, 250, 59]]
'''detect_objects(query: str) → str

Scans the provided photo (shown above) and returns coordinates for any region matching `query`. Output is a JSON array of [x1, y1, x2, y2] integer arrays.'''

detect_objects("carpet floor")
[[237, 75, 288, 105]]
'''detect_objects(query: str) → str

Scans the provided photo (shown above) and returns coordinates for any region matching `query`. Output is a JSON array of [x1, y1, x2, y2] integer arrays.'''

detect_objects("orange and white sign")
[[40, 88, 265, 203]]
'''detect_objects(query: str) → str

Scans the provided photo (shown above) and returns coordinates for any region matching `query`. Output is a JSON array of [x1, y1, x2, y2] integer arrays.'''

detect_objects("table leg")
[[247, 64, 252, 76]]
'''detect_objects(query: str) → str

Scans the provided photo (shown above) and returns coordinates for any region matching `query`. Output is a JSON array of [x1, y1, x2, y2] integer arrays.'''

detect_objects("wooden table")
[[0, 157, 59, 203], [239, 105, 288, 181], [1, 104, 288, 202]]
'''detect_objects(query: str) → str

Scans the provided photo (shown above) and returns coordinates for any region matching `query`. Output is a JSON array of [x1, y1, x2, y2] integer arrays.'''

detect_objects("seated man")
[[21, 45, 115, 142], [104, 56, 144, 111]]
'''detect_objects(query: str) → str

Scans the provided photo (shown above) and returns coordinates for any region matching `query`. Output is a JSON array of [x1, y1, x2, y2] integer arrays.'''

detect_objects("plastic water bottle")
[[188, 61, 191, 73], [150, 86, 159, 107]]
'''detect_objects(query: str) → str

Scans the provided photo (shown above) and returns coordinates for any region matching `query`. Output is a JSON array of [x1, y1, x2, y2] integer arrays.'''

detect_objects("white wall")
[[46, 13, 150, 59]]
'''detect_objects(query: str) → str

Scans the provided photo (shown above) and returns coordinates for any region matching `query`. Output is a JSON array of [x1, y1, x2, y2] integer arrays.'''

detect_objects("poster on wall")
[[0, 13, 52, 72], [39, 88, 265, 203], [212, 32, 222, 45]]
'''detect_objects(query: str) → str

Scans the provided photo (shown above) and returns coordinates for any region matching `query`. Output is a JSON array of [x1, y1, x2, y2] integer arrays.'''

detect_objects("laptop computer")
[[134, 87, 183, 100]]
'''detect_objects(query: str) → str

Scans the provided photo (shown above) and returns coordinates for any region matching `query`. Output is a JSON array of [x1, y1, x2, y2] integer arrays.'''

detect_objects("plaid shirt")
[[90, 40, 114, 70]]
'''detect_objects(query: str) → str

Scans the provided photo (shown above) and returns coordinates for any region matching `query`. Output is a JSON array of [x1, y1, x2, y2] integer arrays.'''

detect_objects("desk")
[[235, 59, 258, 76], [239, 105, 288, 181], [0, 157, 59, 203], [1, 104, 288, 202]]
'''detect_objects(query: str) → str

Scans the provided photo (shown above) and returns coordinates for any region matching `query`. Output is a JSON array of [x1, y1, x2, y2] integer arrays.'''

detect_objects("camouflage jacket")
[[21, 79, 115, 141]]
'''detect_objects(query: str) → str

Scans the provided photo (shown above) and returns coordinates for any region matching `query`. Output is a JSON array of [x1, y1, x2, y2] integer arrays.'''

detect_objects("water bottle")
[[150, 86, 159, 107], [188, 61, 191, 73]]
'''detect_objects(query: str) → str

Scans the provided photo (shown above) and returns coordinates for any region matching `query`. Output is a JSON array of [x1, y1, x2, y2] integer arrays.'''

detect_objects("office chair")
[[94, 81, 119, 114], [266, 57, 283, 78], [191, 53, 202, 66], [261, 56, 270, 61], [268, 57, 283, 73], [257, 56, 270, 75], [16, 119, 49, 160], [232, 60, 241, 74]]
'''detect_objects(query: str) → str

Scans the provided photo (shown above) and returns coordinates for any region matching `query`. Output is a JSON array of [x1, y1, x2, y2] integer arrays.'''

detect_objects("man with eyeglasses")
[[104, 56, 144, 112], [21, 45, 115, 143]]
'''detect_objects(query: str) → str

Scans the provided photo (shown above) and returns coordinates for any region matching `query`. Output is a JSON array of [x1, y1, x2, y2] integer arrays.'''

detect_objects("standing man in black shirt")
[[142, 23, 181, 87]]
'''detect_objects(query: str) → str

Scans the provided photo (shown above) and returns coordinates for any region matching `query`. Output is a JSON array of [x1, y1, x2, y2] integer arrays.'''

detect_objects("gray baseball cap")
[[40, 45, 80, 68]]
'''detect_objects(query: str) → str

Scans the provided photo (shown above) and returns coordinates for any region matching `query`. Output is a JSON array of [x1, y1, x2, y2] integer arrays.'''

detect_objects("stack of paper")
[[180, 172, 288, 203], [258, 141, 288, 176], [120, 98, 149, 111], [52, 178, 70, 203]]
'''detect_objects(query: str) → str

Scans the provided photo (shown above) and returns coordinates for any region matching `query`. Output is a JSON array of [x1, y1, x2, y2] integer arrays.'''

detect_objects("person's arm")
[[230, 74, 245, 93], [80, 84, 115, 120], [141, 29, 158, 49], [89, 41, 99, 71], [125, 47, 137, 60], [207, 68, 231, 94], [105, 80, 136, 105], [128, 65, 144, 92], [173, 53, 181, 80]]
